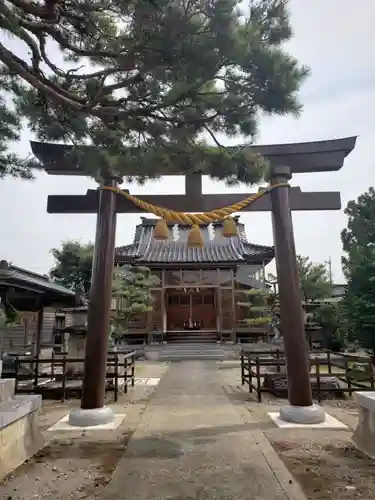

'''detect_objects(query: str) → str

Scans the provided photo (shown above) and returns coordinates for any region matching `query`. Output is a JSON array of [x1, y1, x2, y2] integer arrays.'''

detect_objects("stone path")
[[102, 361, 304, 500]]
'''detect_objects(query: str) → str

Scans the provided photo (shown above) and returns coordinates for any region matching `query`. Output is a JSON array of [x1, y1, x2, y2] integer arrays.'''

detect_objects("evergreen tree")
[[49, 242, 160, 341], [313, 302, 344, 351], [341, 188, 375, 356], [237, 288, 274, 328], [297, 255, 332, 302], [50, 241, 94, 297], [269, 255, 332, 303], [0, 0, 309, 184], [268, 258, 332, 346], [112, 265, 160, 339], [0, 93, 38, 179]]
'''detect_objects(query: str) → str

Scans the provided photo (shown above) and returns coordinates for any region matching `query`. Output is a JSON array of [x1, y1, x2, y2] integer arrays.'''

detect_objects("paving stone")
[[102, 361, 303, 500]]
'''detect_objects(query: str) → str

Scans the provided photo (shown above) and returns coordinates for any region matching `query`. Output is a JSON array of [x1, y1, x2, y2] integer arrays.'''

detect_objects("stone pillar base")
[[68, 406, 114, 427], [279, 404, 326, 424]]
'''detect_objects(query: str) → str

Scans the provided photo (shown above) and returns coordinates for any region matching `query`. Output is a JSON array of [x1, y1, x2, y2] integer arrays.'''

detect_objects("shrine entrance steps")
[[158, 342, 225, 361], [165, 330, 218, 344]]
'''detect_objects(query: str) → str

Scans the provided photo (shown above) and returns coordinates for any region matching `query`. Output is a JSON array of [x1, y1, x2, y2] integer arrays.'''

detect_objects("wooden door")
[[167, 292, 189, 330], [191, 290, 216, 330]]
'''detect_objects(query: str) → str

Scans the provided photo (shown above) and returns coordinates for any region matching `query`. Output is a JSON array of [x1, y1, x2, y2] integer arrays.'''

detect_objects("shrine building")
[[115, 216, 274, 344]]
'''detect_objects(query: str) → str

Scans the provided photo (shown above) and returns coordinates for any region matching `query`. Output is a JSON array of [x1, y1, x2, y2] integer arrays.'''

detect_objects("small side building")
[[0, 261, 84, 357]]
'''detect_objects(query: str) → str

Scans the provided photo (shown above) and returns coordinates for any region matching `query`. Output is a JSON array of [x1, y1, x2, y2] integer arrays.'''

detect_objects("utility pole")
[[325, 257, 333, 285]]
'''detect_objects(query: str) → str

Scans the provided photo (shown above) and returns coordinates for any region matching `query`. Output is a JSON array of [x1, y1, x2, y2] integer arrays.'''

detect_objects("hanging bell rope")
[[99, 182, 289, 247]]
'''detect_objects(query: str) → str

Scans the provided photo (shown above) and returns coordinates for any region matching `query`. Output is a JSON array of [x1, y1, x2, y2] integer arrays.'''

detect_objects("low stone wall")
[[0, 379, 44, 481], [352, 391, 375, 459]]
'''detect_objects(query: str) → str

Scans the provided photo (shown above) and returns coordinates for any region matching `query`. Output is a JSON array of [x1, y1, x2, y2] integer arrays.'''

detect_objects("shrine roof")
[[115, 217, 274, 265], [116, 240, 273, 265], [0, 261, 85, 308]]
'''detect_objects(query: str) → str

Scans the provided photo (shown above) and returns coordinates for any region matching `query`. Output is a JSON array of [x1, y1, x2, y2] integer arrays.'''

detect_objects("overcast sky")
[[0, 0, 373, 283]]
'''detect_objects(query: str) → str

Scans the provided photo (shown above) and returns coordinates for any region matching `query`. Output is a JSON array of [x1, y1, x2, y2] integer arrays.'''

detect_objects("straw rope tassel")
[[222, 216, 238, 237], [154, 219, 169, 240], [187, 224, 204, 247]]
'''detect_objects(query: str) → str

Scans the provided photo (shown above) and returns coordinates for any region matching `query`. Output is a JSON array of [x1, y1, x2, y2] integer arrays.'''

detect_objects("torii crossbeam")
[[31, 136, 357, 426]]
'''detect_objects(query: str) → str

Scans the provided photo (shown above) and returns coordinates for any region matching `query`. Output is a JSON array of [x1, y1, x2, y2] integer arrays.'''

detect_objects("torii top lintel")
[[30, 136, 357, 176], [30, 136, 357, 214]]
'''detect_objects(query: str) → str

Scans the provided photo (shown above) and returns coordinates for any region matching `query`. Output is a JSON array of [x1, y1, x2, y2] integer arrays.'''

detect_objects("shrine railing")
[[240, 349, 375, 403], [3, 351, 136, 402]]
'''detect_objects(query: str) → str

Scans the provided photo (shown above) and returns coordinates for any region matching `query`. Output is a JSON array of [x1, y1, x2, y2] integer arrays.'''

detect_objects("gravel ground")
[[0, 362, 169, 500], [218, 360, 375, 500], [269, 435, 375, 500], [1, 360, 367, 500]]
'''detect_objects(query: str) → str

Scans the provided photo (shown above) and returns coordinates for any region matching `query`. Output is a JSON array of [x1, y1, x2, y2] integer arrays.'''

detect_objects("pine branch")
[[0, 0, 308, 183]]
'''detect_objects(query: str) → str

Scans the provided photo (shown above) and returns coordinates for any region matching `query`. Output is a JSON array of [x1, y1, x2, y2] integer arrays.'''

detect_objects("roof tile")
[[115, 217, 274, 265], [116, 238, 274, 264]]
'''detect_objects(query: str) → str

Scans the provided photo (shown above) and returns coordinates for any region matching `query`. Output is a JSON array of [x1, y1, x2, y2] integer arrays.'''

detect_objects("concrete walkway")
[[103, 361, 303, 500]]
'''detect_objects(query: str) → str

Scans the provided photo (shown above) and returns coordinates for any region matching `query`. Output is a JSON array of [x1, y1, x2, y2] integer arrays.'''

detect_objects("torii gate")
[[31, 136, 356, 426]]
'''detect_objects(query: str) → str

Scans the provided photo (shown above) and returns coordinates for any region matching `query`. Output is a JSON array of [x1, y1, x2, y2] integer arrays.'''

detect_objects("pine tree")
[[0, 94, 38, 179], [50, 241, 95, 297], [111, 265, 160, 340], [297, 255, 332, 302], [0, 0, 309, 184], [237, 288, 275, 329], [313, 302, 344, 351], [341, 188, 375, 356]]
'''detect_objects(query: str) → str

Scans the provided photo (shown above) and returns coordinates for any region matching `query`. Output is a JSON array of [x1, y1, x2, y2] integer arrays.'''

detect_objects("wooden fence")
[[240, 349, 375, 402], [9, 350, 136, 403]]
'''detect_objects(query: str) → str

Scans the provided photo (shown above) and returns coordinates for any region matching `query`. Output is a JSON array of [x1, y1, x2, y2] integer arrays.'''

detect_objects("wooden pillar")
[[270, 166, 313, 407], [23, 318, 28, 346], [81, 178, 117, 410], [216, 270, 221, 333], [216, 289, 222, 342], [35, 307, 44, 356], [161, 271, 166, 340], [231, 272, 236, 343], [262, 260, 266, 286], [146, 291, 153, 345], [185, 173, 202, 197]]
